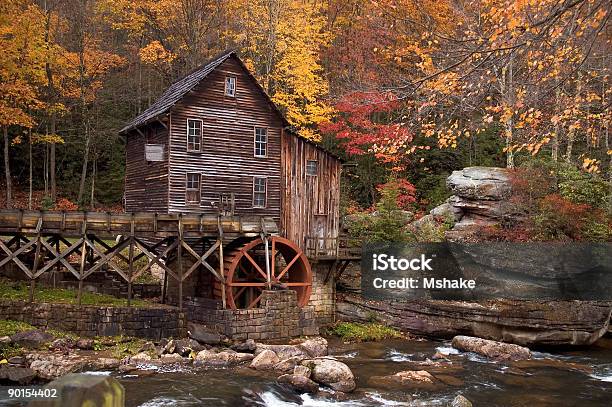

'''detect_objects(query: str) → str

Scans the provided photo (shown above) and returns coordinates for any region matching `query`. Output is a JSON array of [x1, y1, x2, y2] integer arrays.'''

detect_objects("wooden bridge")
[[0, 210, 362, 310], [0, 210, 277, 309]]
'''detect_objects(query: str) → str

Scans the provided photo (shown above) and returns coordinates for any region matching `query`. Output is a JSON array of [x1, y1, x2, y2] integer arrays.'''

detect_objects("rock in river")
[[302, 357, 356, 392], [369, 370, 441, 391], [249, 350, 280, 371], [277, 374, 319, 393], [297, 337, 328, 358], [451, 335, 531, 361], [451, 394, 473, 407], [195, 349, 254, 367]]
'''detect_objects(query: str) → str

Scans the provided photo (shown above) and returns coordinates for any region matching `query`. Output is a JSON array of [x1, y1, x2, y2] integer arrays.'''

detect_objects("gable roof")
[[119, 50, 343, 162], [119, 51, 236, 134]]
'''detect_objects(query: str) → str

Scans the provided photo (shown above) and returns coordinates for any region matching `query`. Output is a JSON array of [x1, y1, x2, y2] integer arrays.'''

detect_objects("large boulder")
[[254, 344, 307, 360], [277, 374, 319, 393], [369, 370, 440, 391], [447, 167, 511, 201], [188, 323, 222, 345], [10, 330, 54, 349], [297, 337, 328, 358], [249, 350, 280, 371], [0, 366, 37, 385], [444, 167, 516, 234], [194, 350, 253, 367], [302, 358, 356, 392], [274, 356, 304, 374], [27, 354, 86, 380], [451, 335, 531, 361]]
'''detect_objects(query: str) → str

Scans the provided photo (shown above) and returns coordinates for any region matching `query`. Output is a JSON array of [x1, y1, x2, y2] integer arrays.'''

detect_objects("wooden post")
[[29, 218, 44, 303], [177, 215, 183, 311], [127, 215, 135, 306], [53, 235, 60, 288], [216, 217, 226, 309], [77, 217, 87, 307], [219, 239, 226, 309]]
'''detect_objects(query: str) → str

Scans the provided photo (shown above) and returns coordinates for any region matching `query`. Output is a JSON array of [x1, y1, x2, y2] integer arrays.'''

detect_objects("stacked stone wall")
[[0, 301, 185, 340]]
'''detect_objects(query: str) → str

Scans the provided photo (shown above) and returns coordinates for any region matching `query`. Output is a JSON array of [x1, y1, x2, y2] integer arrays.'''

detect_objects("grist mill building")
[[118, 50, 358, 332], [0, 51, 360, 340]]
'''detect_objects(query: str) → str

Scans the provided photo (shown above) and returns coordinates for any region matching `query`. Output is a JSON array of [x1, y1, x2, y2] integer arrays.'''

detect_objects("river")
[[1, 337, 610, 406], [116, 337, 612, 407]]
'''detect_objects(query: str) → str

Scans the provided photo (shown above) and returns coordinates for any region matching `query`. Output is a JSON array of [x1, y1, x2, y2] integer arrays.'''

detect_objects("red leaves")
[[319, 91, 413, 164], [376, 179, 417, 210]]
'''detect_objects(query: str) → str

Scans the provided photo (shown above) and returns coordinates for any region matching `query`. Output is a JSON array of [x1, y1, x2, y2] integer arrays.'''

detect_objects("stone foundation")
[[308, 263, 335, 326], [0, 300, 185, 340], [185, 290, 318, 341]]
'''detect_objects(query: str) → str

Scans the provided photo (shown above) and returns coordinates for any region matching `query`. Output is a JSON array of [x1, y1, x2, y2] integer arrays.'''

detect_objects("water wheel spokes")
[[221, 236, 312, 309]]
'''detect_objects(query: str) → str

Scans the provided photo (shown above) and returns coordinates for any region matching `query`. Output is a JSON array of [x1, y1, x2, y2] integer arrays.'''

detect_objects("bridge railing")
[[304, 235, 362, 261]]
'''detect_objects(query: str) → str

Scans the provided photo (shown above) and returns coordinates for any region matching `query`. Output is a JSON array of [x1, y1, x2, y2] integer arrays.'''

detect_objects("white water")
[[387, 349, 414, 362], [434, 345, 459, 355]]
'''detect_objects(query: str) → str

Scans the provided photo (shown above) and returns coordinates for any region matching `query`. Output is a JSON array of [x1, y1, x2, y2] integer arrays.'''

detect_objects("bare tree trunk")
[[77, 123, 90, 204], [138, 58, 142, 114], [500, 55, 515, 168], [44, 1, 57, 203], [29, 128, 33, 209], [90, 152, 96, 208], [50, 115, 56, 201], [3, 126, 11, 208], [552, 87, 560, 161], [566, 72, 582, 163], [44, 143, 48, 196]]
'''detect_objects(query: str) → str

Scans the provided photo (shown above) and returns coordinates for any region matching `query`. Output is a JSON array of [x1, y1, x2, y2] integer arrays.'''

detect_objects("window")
[[254, 127, 267, 157], [253, 177, 267, 208], [225, 76, 236, 97], [186, 173, 201, 204], [187, 119, 202, 152], [306, 160, 318, 176]]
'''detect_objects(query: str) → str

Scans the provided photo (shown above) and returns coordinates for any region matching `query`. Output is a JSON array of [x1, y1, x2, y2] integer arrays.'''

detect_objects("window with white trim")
[[254, 127, 267, 157], [186, 173, 201, 204], [306, 160, 318, 176], [253, 177, 267, 208], [187, 119, 202, 152], [225, 76, 236, 97]]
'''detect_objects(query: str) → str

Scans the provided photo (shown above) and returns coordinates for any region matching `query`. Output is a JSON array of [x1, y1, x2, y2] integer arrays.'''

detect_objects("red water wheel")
[[217, 236, 312, 309]]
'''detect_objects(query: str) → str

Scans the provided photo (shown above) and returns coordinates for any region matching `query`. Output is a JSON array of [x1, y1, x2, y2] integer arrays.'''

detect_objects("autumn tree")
[[225, 0, 333, 139], [0, 0, 48, 207]]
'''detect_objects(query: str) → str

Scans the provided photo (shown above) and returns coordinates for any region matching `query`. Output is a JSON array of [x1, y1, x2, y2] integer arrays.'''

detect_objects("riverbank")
[[2, 318, 612, 406]]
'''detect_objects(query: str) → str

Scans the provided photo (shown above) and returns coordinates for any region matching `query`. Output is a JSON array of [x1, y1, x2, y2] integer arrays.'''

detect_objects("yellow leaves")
[[139, 41, 176, 65], [581, 157, 600, 173], [32, 133, 64, 145], [235, 0, 332, 140]]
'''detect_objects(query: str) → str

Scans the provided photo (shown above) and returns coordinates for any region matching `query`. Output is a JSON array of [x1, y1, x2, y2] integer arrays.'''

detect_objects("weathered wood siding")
[[167, 56, 283, 221], [281, 133, 342, 250], [124, 122, 169, 213]]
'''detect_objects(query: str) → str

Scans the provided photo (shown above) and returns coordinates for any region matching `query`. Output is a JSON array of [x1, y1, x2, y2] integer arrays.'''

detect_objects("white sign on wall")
[[145, 144, 164, 161]]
